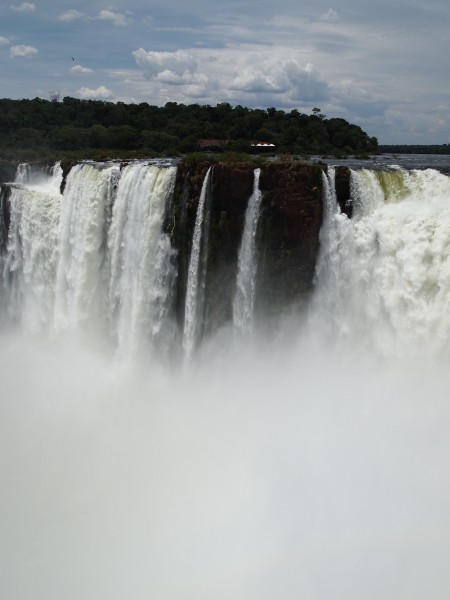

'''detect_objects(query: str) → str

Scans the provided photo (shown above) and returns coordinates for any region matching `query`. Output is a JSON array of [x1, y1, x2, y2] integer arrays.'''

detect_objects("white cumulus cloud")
[[155, 70, 208, 86], [230, 57, 330, 102], [57, 9, 84, 22], [71, 64, 94, 74], [126, 46, 333, 110], [96, 10, 131, 27], [133, 48, 197, 78], [9, 2, 36, 12], [0, 36, 10, 45], [285, 61, 330, 102], [231, 65, 288, 94], [10, 44, 38, 58], [78, 85, 113, 99]]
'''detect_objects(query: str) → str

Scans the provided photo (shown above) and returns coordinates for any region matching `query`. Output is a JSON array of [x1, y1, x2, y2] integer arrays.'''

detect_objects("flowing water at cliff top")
[[314, 153, 450, 174], [0, 161, 449, 600]]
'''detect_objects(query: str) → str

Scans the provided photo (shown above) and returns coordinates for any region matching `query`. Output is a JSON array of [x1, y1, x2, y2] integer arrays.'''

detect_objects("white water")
[[106, 163, 177, 357], [310, 168, 353, 341], [233, 167, 263, 335], [2, 161, 177, 355], [4, 185, 61, 330], [54, 163, 116, 333], [2, 161, 63, 329], [183, 166, 212, 359], [312, 167, 450, 359], [15, 161, 63, 189], [1, 163, 450, 600]]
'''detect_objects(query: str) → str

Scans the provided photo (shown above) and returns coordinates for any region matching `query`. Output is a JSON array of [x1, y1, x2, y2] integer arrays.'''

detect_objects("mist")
[[1, 325, 449, 600]]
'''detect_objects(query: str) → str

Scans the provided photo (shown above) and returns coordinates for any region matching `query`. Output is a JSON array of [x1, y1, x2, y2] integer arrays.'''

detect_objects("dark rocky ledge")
[[0, 160, 18, 184], [172, 160, 327, 329]]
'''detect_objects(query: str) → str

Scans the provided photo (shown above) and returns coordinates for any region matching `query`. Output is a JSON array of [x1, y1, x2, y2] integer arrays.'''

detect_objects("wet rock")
[[173, 159, 325, 329], [0, 160, 18, 184]]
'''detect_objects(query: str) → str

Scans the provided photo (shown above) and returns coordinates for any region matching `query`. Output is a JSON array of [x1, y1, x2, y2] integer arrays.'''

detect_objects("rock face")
[[258, 162, 324, 312], [0, 161, 18, 184], [0, 185, 10, 254], [334, 166, 352, 217], [172, 160, 325, 330]]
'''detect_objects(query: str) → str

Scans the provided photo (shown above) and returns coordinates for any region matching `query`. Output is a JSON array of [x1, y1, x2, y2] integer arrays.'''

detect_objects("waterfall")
[[106, 163, 177, 356], [14, 161, 62, 189], [2, 182, 62, 330], [0, 187, 8, 324], [2, 160, 450, 600], [3, 160, 63, 323], [54, 163, 117, 333], [0, 185, 9, 255], [233, 167, 263, 334], [182, 166, 212, 358], [1, 160, 178, 354], [309, 167, 353, 340], [312, 166, 450, 358], [14, 163, 32, 184], [3, 160, 450, 359]]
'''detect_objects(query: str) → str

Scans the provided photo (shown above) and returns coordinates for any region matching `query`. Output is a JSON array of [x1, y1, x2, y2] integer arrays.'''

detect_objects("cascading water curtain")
[[1, 161, 179, 357], [233, 167, 263, 335], [311, 166, 450, 358], [106, 163, 177, 357], [182, 166, 212, 359]]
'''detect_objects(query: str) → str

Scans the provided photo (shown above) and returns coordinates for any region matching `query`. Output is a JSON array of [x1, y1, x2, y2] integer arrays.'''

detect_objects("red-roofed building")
[[199, 139, 230, 151]]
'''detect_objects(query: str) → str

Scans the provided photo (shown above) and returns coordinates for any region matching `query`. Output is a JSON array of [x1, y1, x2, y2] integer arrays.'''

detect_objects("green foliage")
[[218, 151, 252, 164], [142, 130, 180, 152], [104, 125, 141, 150], [183, 152, 215, 168], [0, 96, 379, 160]]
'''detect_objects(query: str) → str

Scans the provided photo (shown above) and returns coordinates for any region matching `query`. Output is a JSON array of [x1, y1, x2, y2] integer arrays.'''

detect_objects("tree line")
[[0, 96, 378, 160]]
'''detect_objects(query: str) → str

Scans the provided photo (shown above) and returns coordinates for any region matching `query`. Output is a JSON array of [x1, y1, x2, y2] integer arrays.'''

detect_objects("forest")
[[0, 96, 378, 161]]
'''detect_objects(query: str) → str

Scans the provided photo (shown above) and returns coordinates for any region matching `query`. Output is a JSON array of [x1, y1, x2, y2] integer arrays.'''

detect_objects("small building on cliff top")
[[199, 139, 230, 152], [250, 142, 276, 153]]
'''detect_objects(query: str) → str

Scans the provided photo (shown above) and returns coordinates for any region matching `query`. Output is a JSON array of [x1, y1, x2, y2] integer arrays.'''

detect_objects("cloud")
[[155, 69, 186, 85], [57, 9, 84, 23], [231, 65, 287, 94], [230, 57, 330, 102], [133, 48, 197, 78], [331, 79, 388, 118], [319, 9, 339, 23], [126, 45, 337, 110], [58, 8, 131, 26], [95, 10, 131, 27], [155, 70, 208, 86], [71, 64, 94, 74], [183, 81, 216, 98], [77, 85, 113, 99], [9, 2, 35, 12], [286, 61, 331, 102], [0, 36, 10, 46], [10, 44, 38, 58]]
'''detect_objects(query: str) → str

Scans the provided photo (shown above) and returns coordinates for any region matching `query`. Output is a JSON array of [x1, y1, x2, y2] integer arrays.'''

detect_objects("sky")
[[1, 0, 450, 144]]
